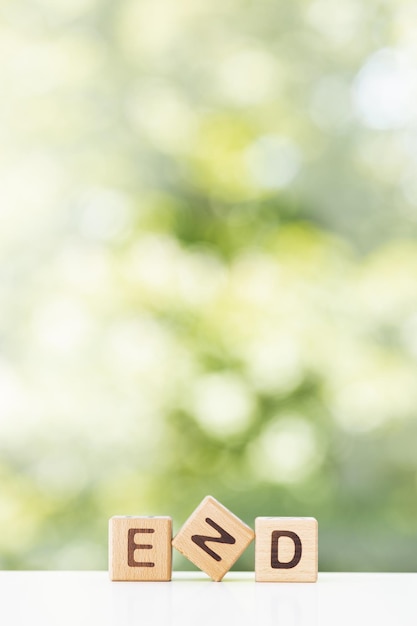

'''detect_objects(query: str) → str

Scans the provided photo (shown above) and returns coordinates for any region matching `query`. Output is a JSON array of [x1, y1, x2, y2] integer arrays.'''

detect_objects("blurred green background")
[[1, 0, 417, 572]]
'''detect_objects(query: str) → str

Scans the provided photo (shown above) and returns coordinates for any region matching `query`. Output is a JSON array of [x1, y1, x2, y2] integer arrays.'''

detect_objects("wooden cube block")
[[172, 495, 254, 582], [255, 517, 318, 582], [109, 516, 172, 581]]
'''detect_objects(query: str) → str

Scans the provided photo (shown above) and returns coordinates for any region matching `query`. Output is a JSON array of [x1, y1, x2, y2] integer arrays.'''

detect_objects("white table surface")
[[1, 571, 416, 626]]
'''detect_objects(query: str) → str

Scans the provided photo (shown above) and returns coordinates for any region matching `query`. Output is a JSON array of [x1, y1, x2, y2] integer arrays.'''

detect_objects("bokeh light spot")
[[245, 135, 301, 190]]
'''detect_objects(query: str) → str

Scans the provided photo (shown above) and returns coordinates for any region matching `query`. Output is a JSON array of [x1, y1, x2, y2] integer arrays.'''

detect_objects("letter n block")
[[255, 517, 318, 582], [109, 516, 172, 581], [172, 495, 254, 581]]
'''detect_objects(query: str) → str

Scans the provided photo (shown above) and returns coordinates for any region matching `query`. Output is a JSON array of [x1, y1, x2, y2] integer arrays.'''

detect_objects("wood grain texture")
[[172, 495, 254, 582], [109, 516, 172, 581], [255, 517, 318, 582]]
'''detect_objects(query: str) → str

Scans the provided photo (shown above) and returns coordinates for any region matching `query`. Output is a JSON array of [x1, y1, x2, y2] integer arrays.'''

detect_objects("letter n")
[[191, 517, 236, 562]]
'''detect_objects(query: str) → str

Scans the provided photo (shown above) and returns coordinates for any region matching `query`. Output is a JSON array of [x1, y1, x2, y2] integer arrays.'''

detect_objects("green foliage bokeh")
[[1, 0, 417, 572]]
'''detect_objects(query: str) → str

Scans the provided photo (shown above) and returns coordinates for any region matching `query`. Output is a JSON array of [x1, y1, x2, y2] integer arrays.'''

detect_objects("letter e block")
[[109, 516, 172, 581], [172, 496, 254, 581], [255, 517, 318, 582]]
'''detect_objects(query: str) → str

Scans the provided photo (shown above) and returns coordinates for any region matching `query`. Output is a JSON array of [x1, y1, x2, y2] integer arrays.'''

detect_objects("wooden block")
[[109, 516, 172, 581], [172, 495, 254, 582], [255, 517, 318, 582]]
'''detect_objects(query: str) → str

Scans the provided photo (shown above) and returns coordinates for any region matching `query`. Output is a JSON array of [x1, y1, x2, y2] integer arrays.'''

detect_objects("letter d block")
[[172, 496, 254, 581], [109, 516, 172, 581], [255, 517, 318, 582]]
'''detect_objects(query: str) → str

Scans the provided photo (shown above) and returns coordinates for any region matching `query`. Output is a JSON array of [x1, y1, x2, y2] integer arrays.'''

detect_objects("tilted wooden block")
[[109, 516, 172, 581], [172, 495, 254, 582], [255, 517, 318, 582]]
